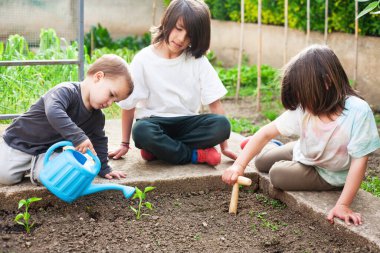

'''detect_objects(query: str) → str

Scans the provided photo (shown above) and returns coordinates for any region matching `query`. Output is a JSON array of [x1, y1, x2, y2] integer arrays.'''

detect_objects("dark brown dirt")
[[0, 190, 377, 253]]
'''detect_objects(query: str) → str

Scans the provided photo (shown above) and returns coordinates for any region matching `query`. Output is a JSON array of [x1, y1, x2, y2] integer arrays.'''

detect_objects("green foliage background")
[[165, 0, 380, 36]]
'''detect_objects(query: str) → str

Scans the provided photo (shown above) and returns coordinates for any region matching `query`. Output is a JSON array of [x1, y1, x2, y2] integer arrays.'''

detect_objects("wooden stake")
[[229, 176, 252, 214]]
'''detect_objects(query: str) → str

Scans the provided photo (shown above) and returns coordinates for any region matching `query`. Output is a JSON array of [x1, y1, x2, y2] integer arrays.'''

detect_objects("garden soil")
[[0, 190, 377, 253]]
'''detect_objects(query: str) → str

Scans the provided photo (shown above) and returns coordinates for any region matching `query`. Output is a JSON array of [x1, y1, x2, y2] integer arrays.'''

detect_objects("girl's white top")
[[275, 96, 380, 186], [118, 45, 227, 118]]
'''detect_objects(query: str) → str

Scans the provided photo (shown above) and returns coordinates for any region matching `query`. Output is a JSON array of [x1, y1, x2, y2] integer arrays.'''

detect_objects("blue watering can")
[[39, 141, 135, 203]]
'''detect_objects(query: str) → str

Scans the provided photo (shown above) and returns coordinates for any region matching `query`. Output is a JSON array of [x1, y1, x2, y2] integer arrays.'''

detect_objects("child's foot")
[[192, 147, 221, 166], [240, 137, 283, 150], [140, 149, 157, 161]]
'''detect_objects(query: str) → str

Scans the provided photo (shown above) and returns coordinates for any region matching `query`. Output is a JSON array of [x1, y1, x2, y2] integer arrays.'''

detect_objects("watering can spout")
[[82, 184, 135, 199]]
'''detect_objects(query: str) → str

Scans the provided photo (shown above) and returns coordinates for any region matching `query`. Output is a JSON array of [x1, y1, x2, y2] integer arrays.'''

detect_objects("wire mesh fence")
[[0, 0, 84, 119]]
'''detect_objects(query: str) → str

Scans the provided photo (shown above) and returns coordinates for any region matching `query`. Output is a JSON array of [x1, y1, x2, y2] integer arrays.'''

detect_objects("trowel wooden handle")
[[229, 183, 239, 214], [229, 176, 252, 214], [237, 176, 252, 186]]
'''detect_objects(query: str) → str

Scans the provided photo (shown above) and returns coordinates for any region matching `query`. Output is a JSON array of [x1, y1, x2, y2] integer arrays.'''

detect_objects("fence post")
[[235, 0, 245, 102], [306, 0, 310, 45], [324, 0, 329, 44], [78, 0, 84, 81], [283, 0, 288, 65], [256, 0, 262, 112]]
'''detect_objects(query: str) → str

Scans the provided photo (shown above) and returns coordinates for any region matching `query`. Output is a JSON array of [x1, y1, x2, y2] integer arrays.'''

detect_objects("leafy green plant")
[[0, 28, 138, 119], [357, 0, 380, 19], [229, 118, 260, 135], [205, 0, 380, 37], [130, 186, 156, 220], [84, 24, 151, 55], [256, 211, 279, 231], [361, 176, 380, 197], [262, 110, 279, 121], [14, 197, 42, 233], [255, 193, 287, 209], [193, 233, 201, 241], [216, 64, 280, 98]]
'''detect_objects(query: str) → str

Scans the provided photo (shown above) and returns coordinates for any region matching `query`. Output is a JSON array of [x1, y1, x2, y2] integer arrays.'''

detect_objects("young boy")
[[0, 54, 134, 185]]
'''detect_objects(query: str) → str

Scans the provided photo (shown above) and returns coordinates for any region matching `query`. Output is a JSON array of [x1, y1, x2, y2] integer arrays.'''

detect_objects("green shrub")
[[0, 29, 140, 118], [216, 64, 280, 98], [205, 0, 380, 36], [84, 24, 151, 55]]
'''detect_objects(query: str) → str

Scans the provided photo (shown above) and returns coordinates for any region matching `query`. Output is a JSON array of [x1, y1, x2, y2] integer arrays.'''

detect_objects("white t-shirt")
[[118, 45, 227, 119], [274, 96, 380, 186]]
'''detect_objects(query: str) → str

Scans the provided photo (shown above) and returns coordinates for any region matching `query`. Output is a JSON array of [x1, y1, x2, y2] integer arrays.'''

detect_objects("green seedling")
[[256, 211, 279, 231], [14, 197, 42, 233], [194, 233, 201, 241], [130, 186, 156, 220], [255, 193, 287, 209]]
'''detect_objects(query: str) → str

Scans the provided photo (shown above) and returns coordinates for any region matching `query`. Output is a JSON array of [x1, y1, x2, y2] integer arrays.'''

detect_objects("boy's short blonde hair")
[[87, 54, 133, 96]]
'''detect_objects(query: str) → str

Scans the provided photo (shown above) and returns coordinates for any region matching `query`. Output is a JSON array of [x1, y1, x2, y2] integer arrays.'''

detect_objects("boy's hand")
[[327, 204, 362, 226], [76, 139, 96, 155], [220, 140, 238, 160], [108, 145, 130, 159], [104, 170, 127, 180]]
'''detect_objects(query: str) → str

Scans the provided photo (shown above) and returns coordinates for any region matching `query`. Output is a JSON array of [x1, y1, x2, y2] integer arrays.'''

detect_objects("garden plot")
[[0, 189, 377, 253]]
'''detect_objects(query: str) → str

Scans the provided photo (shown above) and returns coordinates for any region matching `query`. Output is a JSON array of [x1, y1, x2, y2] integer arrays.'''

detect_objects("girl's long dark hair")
[[151, 0, 210, 58], [281, 44, 362, 116]]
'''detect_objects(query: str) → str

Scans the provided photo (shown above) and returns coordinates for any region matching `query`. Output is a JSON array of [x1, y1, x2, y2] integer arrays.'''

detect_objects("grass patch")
[[374, 113, 380, 127], [229, 118, 260, 135], [361, 176, 380, 197]]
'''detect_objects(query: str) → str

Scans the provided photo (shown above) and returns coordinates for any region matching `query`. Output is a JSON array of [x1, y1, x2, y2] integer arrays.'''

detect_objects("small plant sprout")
[[130, 186, 156, 220], [14, 197, 42, 233]]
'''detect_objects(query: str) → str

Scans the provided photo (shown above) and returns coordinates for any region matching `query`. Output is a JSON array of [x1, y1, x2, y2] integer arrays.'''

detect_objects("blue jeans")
[[132, 114, 231, 164]]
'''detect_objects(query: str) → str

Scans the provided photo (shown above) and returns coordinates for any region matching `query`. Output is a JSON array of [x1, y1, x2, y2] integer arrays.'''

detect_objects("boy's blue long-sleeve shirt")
[[3, 82, 111, 177]]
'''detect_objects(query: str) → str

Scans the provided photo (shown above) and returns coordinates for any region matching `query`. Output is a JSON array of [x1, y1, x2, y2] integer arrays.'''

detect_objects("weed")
[[256, 211, 279, 231], [194, 233, 201, 241], [361, 176, 380, 197], [130, 186, 156, 220], [173, 199, 182, 207], [255, 193, 287, 209], [250, 223, 257, 233], [14, 197, 42, 234]]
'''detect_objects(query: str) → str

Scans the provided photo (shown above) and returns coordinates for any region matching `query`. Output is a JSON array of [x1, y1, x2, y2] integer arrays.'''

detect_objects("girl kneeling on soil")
[[222, 45, 380, 225], [109, 0, 237, 165], [0, 54, 134, 185]]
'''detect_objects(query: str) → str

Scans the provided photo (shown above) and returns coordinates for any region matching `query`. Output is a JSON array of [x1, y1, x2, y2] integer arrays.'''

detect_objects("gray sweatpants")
[[254, 141, 341, 191], [0, 140, 56, 185]]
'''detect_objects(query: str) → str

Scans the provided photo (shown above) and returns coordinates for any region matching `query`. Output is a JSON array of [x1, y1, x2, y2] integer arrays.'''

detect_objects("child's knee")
[[133, 121, 151, 139], [0, 171, 23, 185], [254, 153, 271, 173], [212, 115, 231, 140], [268, 164, 287, 190]]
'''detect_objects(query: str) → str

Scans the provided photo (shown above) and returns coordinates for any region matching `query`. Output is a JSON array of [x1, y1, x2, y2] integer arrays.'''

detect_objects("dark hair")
[[87, 54, 133, 96], [281, 44, 362, 117], [151, 0, 211, 58]]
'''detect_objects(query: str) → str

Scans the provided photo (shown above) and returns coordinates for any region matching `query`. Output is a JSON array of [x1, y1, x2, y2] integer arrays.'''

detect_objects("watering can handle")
[[43, 141, 101, 170]]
